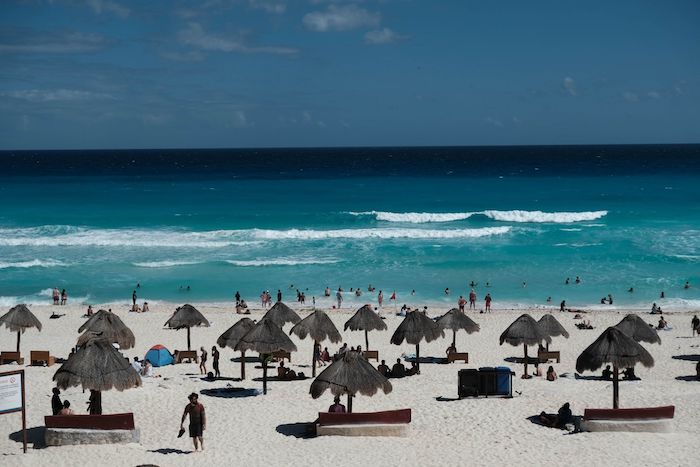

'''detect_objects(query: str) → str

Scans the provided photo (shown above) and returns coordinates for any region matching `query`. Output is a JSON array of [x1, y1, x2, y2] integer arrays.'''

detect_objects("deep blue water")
[[1, 145, 699, 310]]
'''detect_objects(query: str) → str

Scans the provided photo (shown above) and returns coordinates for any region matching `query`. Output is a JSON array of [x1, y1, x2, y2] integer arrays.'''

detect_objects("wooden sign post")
[[0, 369, 27, 453]]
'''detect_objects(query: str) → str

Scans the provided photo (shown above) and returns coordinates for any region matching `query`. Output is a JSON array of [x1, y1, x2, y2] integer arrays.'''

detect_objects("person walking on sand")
[[199, 347, 208, 375], [336, 288, 343, 309], [692, 315, 699, 337], [458, 295, 466, 312], [485, 293, 492, 312], [211, 346, 220, 378], [180, 393, 206, 452]]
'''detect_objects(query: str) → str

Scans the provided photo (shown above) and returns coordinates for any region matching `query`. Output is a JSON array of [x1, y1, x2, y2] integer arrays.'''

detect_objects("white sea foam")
[[226, 258, 340, 267], [350, 210, 608, 224], [132, 260, 202, 268], [250, 226, 511, 240], [559, 228, 582, 232], [0, 259, 67, 269], [481, 210, 608, 223], [0, 289, 90, 307]]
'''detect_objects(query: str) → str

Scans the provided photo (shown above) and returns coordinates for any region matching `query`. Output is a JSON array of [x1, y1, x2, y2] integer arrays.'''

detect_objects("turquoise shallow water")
[[0, 146, 699, 309]]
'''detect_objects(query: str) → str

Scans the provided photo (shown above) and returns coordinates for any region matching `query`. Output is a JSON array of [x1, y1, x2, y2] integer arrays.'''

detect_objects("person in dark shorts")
[[199, 347, 208, 375], [211, 346, 220, 378], [180, 393, 206, 451]]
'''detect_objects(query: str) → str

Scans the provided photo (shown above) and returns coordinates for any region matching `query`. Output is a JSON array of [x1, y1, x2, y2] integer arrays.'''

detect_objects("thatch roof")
[[499, 314, 551, 347], [344, 304, 388, 332], [235, 319, 297, 354], [79, 309, 108, 332], [0, 304, 42, 333], [164, 304, 210, 329], [436, 308, 480, 333], [537, 314, 570, 339], [77, 310, 135, 349], [217, 318, 255, 349], [390, 310, 444, 345], [53, 336, 142, 391], [576, 326, 655, 372], [614, 314, 661, 344], [261, 301, 301, 328], [290, 310, 342, 343], [310, 350, 392, 399]]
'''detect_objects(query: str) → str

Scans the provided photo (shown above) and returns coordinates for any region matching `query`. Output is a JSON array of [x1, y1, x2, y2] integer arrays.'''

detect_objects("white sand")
[[1, 302, 699, 467]]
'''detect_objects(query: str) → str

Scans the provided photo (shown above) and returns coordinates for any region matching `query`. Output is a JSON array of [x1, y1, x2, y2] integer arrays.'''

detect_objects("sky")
[[0, 0, 699, 149]]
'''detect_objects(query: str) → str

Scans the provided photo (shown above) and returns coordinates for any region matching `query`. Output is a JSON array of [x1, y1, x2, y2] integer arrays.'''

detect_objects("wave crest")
[[0, 259, 67, 269], [350, 209, 607, 224], [226, 258, 340, 267], [251, 226, 511, 240]]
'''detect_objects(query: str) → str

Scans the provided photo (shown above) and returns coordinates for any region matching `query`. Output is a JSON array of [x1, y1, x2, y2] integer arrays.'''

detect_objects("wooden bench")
[[45, 413, 136, 430], [582, 406, 675, 433], [0, 351, 24, 365], [174, 350, 198, 363], [271, 350, 291, 362], [538, 350, 560, 363], [30, 350, 56, 366], [447, 352, 469, 363], [362, 350, 379, 361], [316, 409, 411, 437]]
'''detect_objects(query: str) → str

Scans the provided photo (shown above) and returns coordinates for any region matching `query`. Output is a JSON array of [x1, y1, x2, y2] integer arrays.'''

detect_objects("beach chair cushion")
[[30, 350, 56, 366], [45, 413, 136, 430]]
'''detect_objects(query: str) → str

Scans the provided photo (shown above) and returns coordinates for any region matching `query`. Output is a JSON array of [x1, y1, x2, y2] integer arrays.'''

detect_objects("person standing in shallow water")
[[485, 293, 492, 312], [181, 393, 206, 452]]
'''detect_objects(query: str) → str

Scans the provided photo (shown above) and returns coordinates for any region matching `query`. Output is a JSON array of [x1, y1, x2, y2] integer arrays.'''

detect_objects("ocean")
[[1, 145, 699, 310]]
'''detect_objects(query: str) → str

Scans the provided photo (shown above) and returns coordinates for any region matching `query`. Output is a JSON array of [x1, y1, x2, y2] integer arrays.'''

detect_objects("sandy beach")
[[1, 302, 698, 467]]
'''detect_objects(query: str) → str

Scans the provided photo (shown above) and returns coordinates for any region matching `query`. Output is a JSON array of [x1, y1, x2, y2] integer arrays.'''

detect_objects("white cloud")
[[230, 110, 250, 128], [563, 76, 577, 96], [622, 91, 639, 102], [3, 89, 116, 102], [0, 32, 105, 54], [141, 114, 171, 125], [364, 28, 406, 45], [647, 91, 661, 99], [85, 0, 130, 18], [485, 116, 503, 128], [249, 0, 286, 14], [160, 50, 206, 62], [179, 23, 298, 55], [303, 5, 380, 32]]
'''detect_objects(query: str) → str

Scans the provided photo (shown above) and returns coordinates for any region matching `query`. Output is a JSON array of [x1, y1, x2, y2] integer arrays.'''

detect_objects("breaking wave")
[[350, 210, 608, 224]]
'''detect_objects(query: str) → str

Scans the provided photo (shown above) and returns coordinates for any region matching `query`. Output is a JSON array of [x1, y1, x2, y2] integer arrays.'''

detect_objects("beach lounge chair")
[[447, 352, 469, 363], [174, 350, 198, 363], [271, 350, 291, 362], [44, 413, 140, 445], [315, 409, 411, 437], [0, 351, 24, 365], [362, 350, 379, 361], [30, 350, 56, 366], [538, 350, 561, 363], [581, 406, 675, 432]]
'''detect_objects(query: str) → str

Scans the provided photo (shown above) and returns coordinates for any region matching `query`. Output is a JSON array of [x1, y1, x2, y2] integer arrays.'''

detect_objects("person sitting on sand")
[[277, 361, 297, 380], [328, 396, 346, 413], [445, 343, 456, 356], [406, 361, 419, 376], [602, 365, 613, 380], [692, 315, 700, 337], [546, 366, 558, 381], [58, 400, 74, 416], [86, 305, 94, 317], [391, 358, 406, 378], [321, 347, 331, 362], [657, 316, 667, 330], [51, 388, 63, 416], [622, 367, 637, 380], [142, 302, 149, 312], [377, 360, 390, 377], [131, 356, 142, 374], [539, 402, 572, 429]]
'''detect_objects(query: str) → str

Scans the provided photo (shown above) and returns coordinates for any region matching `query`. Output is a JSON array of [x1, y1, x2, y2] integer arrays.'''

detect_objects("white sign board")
[[0, 373, 23, 414]]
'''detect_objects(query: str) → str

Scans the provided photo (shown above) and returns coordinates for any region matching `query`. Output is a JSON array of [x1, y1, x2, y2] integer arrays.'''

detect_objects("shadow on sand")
[[199, 388, 261, 398], [9, 426, 46, 449], [672, 354, 700, 362], [275, 422, 315, 439], [675, 375, 699, 382], [148, 448, 192, 455]]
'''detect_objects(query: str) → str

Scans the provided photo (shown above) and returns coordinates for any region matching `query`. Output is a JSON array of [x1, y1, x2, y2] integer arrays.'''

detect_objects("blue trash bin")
[[495, 366, 512, 395]]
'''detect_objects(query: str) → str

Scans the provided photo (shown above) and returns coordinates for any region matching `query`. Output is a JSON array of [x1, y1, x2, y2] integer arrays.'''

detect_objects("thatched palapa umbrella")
[[261, 301, 301, 329], [499, 314, 551, 377], [77, 309, 135, 349], [537, 314, 569, 351], [290, 310, 342, 377], [164, 304, 210, 351], [614, 314, 661, 344], [344, 304, 387, 350], [436, 308, 480, 350], [235, 319, 297, 394], [576, 326, 654, 408], [390, 310, 444, 374], [217, 317, 255, 379], [0, 304, 42, 353], [54, 336, 141, 414], [310, 350, 392, 413]]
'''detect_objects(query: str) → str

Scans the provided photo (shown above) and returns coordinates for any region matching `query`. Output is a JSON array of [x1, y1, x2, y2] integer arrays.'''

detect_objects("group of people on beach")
[[51, 287, 68, 305]]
